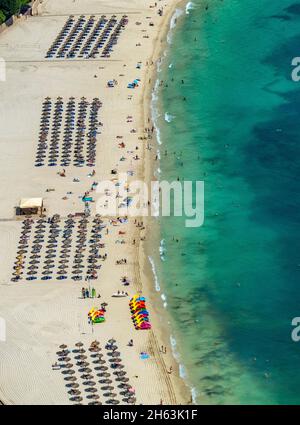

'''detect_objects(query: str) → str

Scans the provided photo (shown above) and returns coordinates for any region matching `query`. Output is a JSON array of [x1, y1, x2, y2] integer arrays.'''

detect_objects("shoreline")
[[0, 0, 190, 405], [140, 0, 192, 405]]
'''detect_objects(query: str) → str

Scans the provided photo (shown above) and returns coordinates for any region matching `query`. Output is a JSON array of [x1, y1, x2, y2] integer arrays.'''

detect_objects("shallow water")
[[152, 0, 300, 404]]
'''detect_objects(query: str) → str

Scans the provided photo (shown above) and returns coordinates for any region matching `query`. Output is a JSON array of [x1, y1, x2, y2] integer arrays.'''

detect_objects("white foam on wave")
[[169, 63, 173, 69], [186, 2, 195, 14], [164, 112, 175, 123], [161, 293, 167, 308], [167, 8, 184, 45], [151, 79, 162, 146], [148, 256, 160, 292], [159, 239, 166, 261], [170, 334, 197, 403]]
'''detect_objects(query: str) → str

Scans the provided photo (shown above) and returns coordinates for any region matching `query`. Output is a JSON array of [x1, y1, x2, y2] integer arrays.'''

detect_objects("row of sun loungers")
[[36, 97, 102, 167], [45, 15, 128, 59], [56, 340, 136, 405], [12, 215, 105, 282]]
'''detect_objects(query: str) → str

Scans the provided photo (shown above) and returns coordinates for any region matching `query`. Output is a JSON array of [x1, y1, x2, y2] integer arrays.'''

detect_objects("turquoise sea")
[[151, 0, 300, 404]]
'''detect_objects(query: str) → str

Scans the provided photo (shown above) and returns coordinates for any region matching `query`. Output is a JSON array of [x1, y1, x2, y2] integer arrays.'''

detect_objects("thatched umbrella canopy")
[[63, 369, 75, 375], [99, 379, 112, 384], [109, 351, 120, 357], [108, 338, 116, 344], [71, 396, 83, 402], [83, 381, 96, 386], [80, 367, 92, 373], [88, 394, 100, 400], [75, 354, 87, 360], [64, 376, 77, 382], [65, 363, 74, 369], [75, 342, 84, 348], [101, 385, 113, 391], [77, 360, 89, 367], [97, 372, 110, 378], [89, 347, 100, 352], [68, 389, 81, 396], [118, 383, 131, 389], [113, 370, 126, 376], [106, 399, 120, 405], [93, 359, 106, 365], [109, 358, 121, 363], [98, 366, 108, 371], [67, 383, 79, 389], [81, 373, 93, 380], [85, 387, 97, 393], [116, 377, 129, 383]]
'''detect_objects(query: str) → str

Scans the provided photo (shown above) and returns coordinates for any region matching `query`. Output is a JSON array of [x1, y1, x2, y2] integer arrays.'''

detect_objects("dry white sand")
[[0, 0, 189, 405]]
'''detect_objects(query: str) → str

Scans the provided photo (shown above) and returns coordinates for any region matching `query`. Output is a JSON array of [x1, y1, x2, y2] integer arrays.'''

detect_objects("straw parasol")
[[117, 377, 129, 383], [97, 372, 110, 378], [99, 379, 112, 384], [114, 370, 126, 376], [64, 376, 77, 382], [59, 344, 67, 350], [76, 354, 87, 360], [85, 387, 97, 393], [67, 383, 79, 389], [101, 385, 113, 391], [71, 396, 83, 402], [81, 373, 93, 380], [69, 389, 81, 396], [98, 366, 108, 371], [88, 394, 100, 400], [83, 381, 96, 386], [80, 367, 92, 373], [107, 399, 120, 405], [109, 358, 121, 363]]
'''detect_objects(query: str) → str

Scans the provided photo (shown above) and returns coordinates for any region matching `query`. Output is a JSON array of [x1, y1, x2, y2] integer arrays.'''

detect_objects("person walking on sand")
[[167, 366, 173, 374]]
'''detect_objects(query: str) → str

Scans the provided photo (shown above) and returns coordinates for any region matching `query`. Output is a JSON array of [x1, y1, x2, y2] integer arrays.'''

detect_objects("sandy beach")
[[0, 0, 190, 405]]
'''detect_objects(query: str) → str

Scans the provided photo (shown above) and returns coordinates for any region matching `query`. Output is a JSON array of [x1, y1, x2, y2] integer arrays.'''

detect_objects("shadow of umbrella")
[[99, 379, 112, 384], [98, 366, 108, 371], [68, 389, 81, 396], [109, 358, 121, 363], [59, 344, 68, 350], [81, 373, 93, 380], [58, 356, 71, 362], [113, 370, 126, 376], [106, 399, 120, 405], [85, 387, 97, 393], [94, 361, 106, 367], [63, 369, 75, 375], [109, 351, 121, 357], [83, 381, 96, 386], [66, 383, 79, 389], [88, 394, 100, 400], [71, 396, 83, 402], [75, 354, 87, 360], [77, 361, 89, 367], [116, 377, 129, 383], [103, 392, 117, 398], [64, 376, 77, 382], [79, 367, 92, 373], [101, 385, 114, 391], [97, 372, 110, 378]]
